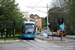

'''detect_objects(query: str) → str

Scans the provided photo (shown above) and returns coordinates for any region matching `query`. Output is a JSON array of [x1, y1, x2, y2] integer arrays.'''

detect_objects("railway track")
[[19, 38, 48, 50]]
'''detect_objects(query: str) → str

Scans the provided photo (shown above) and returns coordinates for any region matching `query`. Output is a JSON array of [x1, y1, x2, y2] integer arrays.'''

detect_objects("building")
[[22, 12, 30, 21], [21, 12, 42, 31], [30, 14, 42, 31]]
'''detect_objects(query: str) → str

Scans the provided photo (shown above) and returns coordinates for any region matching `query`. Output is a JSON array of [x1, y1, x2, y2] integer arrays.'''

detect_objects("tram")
[[22, 21, 36, 39]]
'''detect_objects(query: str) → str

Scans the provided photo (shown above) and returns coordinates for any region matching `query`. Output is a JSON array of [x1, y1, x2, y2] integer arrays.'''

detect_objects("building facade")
[[21, 12, 42, 31], [30, 14, 42, 31], [22, 12, 30, 21]]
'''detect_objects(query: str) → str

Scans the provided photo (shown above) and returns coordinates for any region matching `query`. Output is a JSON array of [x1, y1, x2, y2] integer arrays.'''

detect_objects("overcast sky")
[[15, 0, 52, 17]]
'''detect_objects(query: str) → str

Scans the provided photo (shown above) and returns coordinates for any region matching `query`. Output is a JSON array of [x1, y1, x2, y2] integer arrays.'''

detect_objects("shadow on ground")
[[18, 36, 34, 40]]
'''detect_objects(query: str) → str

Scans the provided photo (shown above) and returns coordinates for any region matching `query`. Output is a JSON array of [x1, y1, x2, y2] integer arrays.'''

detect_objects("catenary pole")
[[46, 4, 49, 37]]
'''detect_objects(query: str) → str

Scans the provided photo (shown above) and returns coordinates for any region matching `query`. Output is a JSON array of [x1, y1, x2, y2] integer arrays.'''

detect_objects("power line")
[[27, 0, 35, 6], [33, 0, 41, 7], [27, 6, 49, 8], [27, 6, 47, 13]]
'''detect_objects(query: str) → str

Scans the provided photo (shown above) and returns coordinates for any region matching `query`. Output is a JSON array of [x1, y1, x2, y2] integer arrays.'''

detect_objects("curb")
[[36, 35, 60, 41], [54, 41, 73, 44], [0, 42, 13, 45]]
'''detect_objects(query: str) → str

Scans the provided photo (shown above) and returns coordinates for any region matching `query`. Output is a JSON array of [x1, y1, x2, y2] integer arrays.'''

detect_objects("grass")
[[15, 34, 22, 36], [0, 34, 21, 40], [66, 35, 75, 37], [0, 37, 18, 40]]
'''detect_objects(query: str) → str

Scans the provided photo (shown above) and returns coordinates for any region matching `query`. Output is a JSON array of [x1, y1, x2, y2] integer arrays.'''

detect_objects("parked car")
[[56, 30, 66, 37], [52, 32, 56, 36]]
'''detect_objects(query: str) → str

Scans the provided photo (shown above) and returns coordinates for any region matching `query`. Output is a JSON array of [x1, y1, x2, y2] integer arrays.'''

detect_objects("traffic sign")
[[60, 24, 65, 30], [65, 25, 67, 28]]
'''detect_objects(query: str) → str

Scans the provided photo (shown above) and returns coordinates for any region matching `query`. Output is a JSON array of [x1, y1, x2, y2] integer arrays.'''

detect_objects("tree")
[[0, 0, 24, 38], [41, 17, 47, 30], [48, 6, 69, 32], [65, 0, 75, 34], [48, 0, 75, 35], [51, 0, 66, 8]]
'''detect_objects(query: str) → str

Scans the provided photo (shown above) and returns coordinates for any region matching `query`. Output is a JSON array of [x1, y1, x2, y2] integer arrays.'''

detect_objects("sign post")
[[4, 19, 6, 43], [52, 24, 54, 40], [50, 22, 55, 40], [14, 20, 16, 40], [59, 17, 64, 42], [60, 30, 62, 42]]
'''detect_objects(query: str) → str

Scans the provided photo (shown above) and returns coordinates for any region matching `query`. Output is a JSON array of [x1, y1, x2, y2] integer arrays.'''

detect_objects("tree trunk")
[[6, 31, 8, 38], [9, 32, 11, 37], [13, 31, 14, 37], [1, 32, 3, 38]]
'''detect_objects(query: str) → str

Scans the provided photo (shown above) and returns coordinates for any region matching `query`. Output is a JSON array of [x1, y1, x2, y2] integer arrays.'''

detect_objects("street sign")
[[60, 24, 65, 30], [65, 25, 67, 28]]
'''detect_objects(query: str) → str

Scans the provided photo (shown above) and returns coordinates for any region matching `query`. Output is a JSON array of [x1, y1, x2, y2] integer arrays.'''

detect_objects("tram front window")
[[25, 24, 34, 34]]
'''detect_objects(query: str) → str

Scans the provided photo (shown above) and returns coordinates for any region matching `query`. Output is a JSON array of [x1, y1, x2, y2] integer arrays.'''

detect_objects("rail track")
[[19, 38, 48, 50]]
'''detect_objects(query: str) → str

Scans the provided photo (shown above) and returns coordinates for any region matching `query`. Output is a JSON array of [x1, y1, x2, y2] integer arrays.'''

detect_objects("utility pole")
[[27, 4, 50, 33], [47, 4, 48, 32]]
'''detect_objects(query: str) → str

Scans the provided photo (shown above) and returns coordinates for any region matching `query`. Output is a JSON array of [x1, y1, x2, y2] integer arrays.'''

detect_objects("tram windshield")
[[25, 24, 34, 33]]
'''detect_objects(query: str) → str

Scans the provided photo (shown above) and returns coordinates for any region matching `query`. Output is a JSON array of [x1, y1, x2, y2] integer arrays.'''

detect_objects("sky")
[[15, 0, 52, 17]]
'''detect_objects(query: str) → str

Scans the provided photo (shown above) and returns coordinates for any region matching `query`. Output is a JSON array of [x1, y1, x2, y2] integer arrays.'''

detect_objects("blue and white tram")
[[22, 21, 36, 39]]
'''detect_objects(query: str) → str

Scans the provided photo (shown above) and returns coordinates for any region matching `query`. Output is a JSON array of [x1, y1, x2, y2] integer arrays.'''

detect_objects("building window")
[[25, 14, 28, 17], [34, 17, 37, 20]]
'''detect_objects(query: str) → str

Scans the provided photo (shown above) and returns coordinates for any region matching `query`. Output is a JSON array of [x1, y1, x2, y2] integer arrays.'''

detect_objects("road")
[[0, 38, 75, 50]]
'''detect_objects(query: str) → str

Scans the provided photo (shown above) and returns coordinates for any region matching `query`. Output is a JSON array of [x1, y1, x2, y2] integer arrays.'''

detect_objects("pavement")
[[41, 30, 75, 42], [66, 36, 75, 39], [36, 35, 75, 43], [0, 35, 75, 50], [0, 38, 75, 50], [0, 40, 19, 43], [36, 35, 64, 42]]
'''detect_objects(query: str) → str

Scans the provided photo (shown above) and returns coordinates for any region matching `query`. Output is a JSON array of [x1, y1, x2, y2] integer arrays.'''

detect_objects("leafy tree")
[[51, 0, 65, 7], [42, 17, 47, 30], [0, 0, 24, 38], [65, 0, 75, 35], [48, 7, 61, 31]]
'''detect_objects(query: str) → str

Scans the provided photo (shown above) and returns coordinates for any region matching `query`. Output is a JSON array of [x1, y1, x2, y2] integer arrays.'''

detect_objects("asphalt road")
[[0, 38, 75, 50]]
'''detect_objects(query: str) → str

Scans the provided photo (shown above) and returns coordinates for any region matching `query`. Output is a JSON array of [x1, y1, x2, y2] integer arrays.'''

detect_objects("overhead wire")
[[33, 0, 41, 7], [27, 0, 35, 6], [27, 6, 47, 13], [27, 0, 49, 13], [27, 0, 46, 13]]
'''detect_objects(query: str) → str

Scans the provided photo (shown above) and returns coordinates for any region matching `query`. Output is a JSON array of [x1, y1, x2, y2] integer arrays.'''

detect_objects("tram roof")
[[23, 21, 36, 24]]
